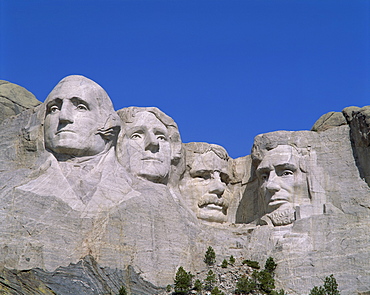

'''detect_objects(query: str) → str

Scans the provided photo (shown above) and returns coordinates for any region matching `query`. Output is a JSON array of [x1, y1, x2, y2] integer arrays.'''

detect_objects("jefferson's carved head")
[[117, 107, 182, 184], [179, 142, 231, 223], [256, 145, 310, 226], [44, 75, 120, 158]]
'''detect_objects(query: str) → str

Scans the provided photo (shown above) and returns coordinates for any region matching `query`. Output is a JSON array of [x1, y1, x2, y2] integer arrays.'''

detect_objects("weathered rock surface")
[[0, 80, 41, 124], [311, 111, 347, 132], [0, 256, 161, 295], [0, 78, 369, 295]]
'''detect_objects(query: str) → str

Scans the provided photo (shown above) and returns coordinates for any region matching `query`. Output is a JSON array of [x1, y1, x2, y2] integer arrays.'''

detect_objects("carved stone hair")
[[184, 142, 229, 165], [117, 106, 182, 163]]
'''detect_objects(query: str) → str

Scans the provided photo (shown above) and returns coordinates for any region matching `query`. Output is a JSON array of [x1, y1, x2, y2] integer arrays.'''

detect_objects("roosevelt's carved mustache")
[[198, 194, 229, 209]]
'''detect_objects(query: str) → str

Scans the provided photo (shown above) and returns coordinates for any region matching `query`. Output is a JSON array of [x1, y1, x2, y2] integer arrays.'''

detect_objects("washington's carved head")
[[117, 107, 182, 184], [44, 75, 120, 158], [179, 142, 231, 223], [256, 145, 310, 226]]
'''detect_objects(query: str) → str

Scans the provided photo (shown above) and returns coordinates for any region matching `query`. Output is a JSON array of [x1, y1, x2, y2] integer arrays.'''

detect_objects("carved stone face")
[[256, 145, 308, 225], [120, 111, 172, 183], [44, 79, 107, 157], [180, 151, 230, 223]]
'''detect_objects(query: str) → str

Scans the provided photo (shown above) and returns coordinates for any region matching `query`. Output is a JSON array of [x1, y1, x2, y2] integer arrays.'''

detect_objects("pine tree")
[[264, 257, 277, 273], [323, 274, 340, 295], [229, 255, 236, 265], [204, 269, 217, 291], [211, 286, 225, 295], [309, 275, 340, 295], [193, 279, 203, 293], [118, 286, 127, 295], [235, 275, 256, 294], [204, 246, 216, 266], [166, 285, 172, 293], [256, 269, 275, 293], [221, 259, 228, 268], [309, 286, 325, 295], [174, 266, 193, 295]]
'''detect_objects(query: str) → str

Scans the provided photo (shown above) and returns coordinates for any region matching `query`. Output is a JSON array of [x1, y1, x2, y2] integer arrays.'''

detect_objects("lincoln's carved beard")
[[266, 206, 296, 226]]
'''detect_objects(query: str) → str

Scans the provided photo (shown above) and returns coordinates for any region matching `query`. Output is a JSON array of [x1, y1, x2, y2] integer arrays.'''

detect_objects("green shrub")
[[229, 255, 235, 265], [204, 246, 216, 266], [211, 286, 225, 295], [242, 259, 260, 269], [221, 259, 228, 268], [118, 286, 127, 295]]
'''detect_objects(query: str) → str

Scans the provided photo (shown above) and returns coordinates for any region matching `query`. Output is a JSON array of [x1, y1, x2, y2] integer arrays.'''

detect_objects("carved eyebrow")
[[256, 166, 271, 175], [275, 163, 297, 171], [153, 127, 168, 135], [70, 97, 90, 109], [189, 169, 212, 177], [125, 126, 145, 136], [46, 98, 62, 111]]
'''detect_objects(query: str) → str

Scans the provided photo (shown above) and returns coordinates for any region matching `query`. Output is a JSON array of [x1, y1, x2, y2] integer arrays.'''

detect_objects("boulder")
[[0, 80, 41, 123]]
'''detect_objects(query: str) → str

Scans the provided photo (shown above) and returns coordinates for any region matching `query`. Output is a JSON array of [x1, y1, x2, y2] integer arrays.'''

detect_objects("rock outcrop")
[[0, 80, 41, 124]]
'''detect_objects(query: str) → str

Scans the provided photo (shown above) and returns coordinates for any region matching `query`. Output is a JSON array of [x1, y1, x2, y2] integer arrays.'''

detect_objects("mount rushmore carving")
[[0, 75, 369, 294]]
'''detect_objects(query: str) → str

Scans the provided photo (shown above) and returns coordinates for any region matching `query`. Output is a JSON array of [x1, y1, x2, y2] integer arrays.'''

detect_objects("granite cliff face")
[[0, 77, 369, 295]]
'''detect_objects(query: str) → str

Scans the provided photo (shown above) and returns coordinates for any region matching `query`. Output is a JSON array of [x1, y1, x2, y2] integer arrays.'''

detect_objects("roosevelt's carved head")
[[179, 142, 231, 223], [117, 107, 182, 184], [44, 75, 120, 158], [256, 145, 310, 226]]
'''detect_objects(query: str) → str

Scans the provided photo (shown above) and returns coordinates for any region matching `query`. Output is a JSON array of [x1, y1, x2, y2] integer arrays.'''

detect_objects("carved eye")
[[260, 173, 269, 181], [77, 104, 88, 111], [281, 170, 294, 177], [157, 134, 167, 141], [49, 105, 59, 113], [130, 133, 142, 139], [194, 171, 211, 180], [220, 173, 230, 185]]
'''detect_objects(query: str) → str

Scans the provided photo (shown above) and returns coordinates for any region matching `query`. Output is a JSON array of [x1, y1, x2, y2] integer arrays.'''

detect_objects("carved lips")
[[198, 194, 228, 210]]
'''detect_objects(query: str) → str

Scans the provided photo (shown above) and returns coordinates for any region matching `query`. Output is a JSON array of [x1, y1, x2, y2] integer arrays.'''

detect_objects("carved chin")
[[266, 207, 296, 226], [197, 207, 227, 223], [137, 169, 169, 184]]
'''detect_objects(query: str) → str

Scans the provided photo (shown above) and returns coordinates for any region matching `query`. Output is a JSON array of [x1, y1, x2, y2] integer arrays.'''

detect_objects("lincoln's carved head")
[[179, 142, 231, 223], [256, 145, 310, 226], [117, 107, 182, 184], [44, 75, 120, 158]]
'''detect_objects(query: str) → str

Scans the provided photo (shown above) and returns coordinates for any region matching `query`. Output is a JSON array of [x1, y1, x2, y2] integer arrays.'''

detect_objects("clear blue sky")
[[1, 0, 369, 158]]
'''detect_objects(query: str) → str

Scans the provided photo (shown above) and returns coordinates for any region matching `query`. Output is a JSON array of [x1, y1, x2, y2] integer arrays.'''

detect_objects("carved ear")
[[97, 114, 121, 141], [170, 141, 183, 164], [169, 128, 183, 163]]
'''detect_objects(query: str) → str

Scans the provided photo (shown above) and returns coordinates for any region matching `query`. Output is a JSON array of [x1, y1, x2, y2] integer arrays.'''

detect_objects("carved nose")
[[265, 173, 280, 193], [209, 173, 226, 196], [144, 133, 159, 152], [58, 104, 74, 124]]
